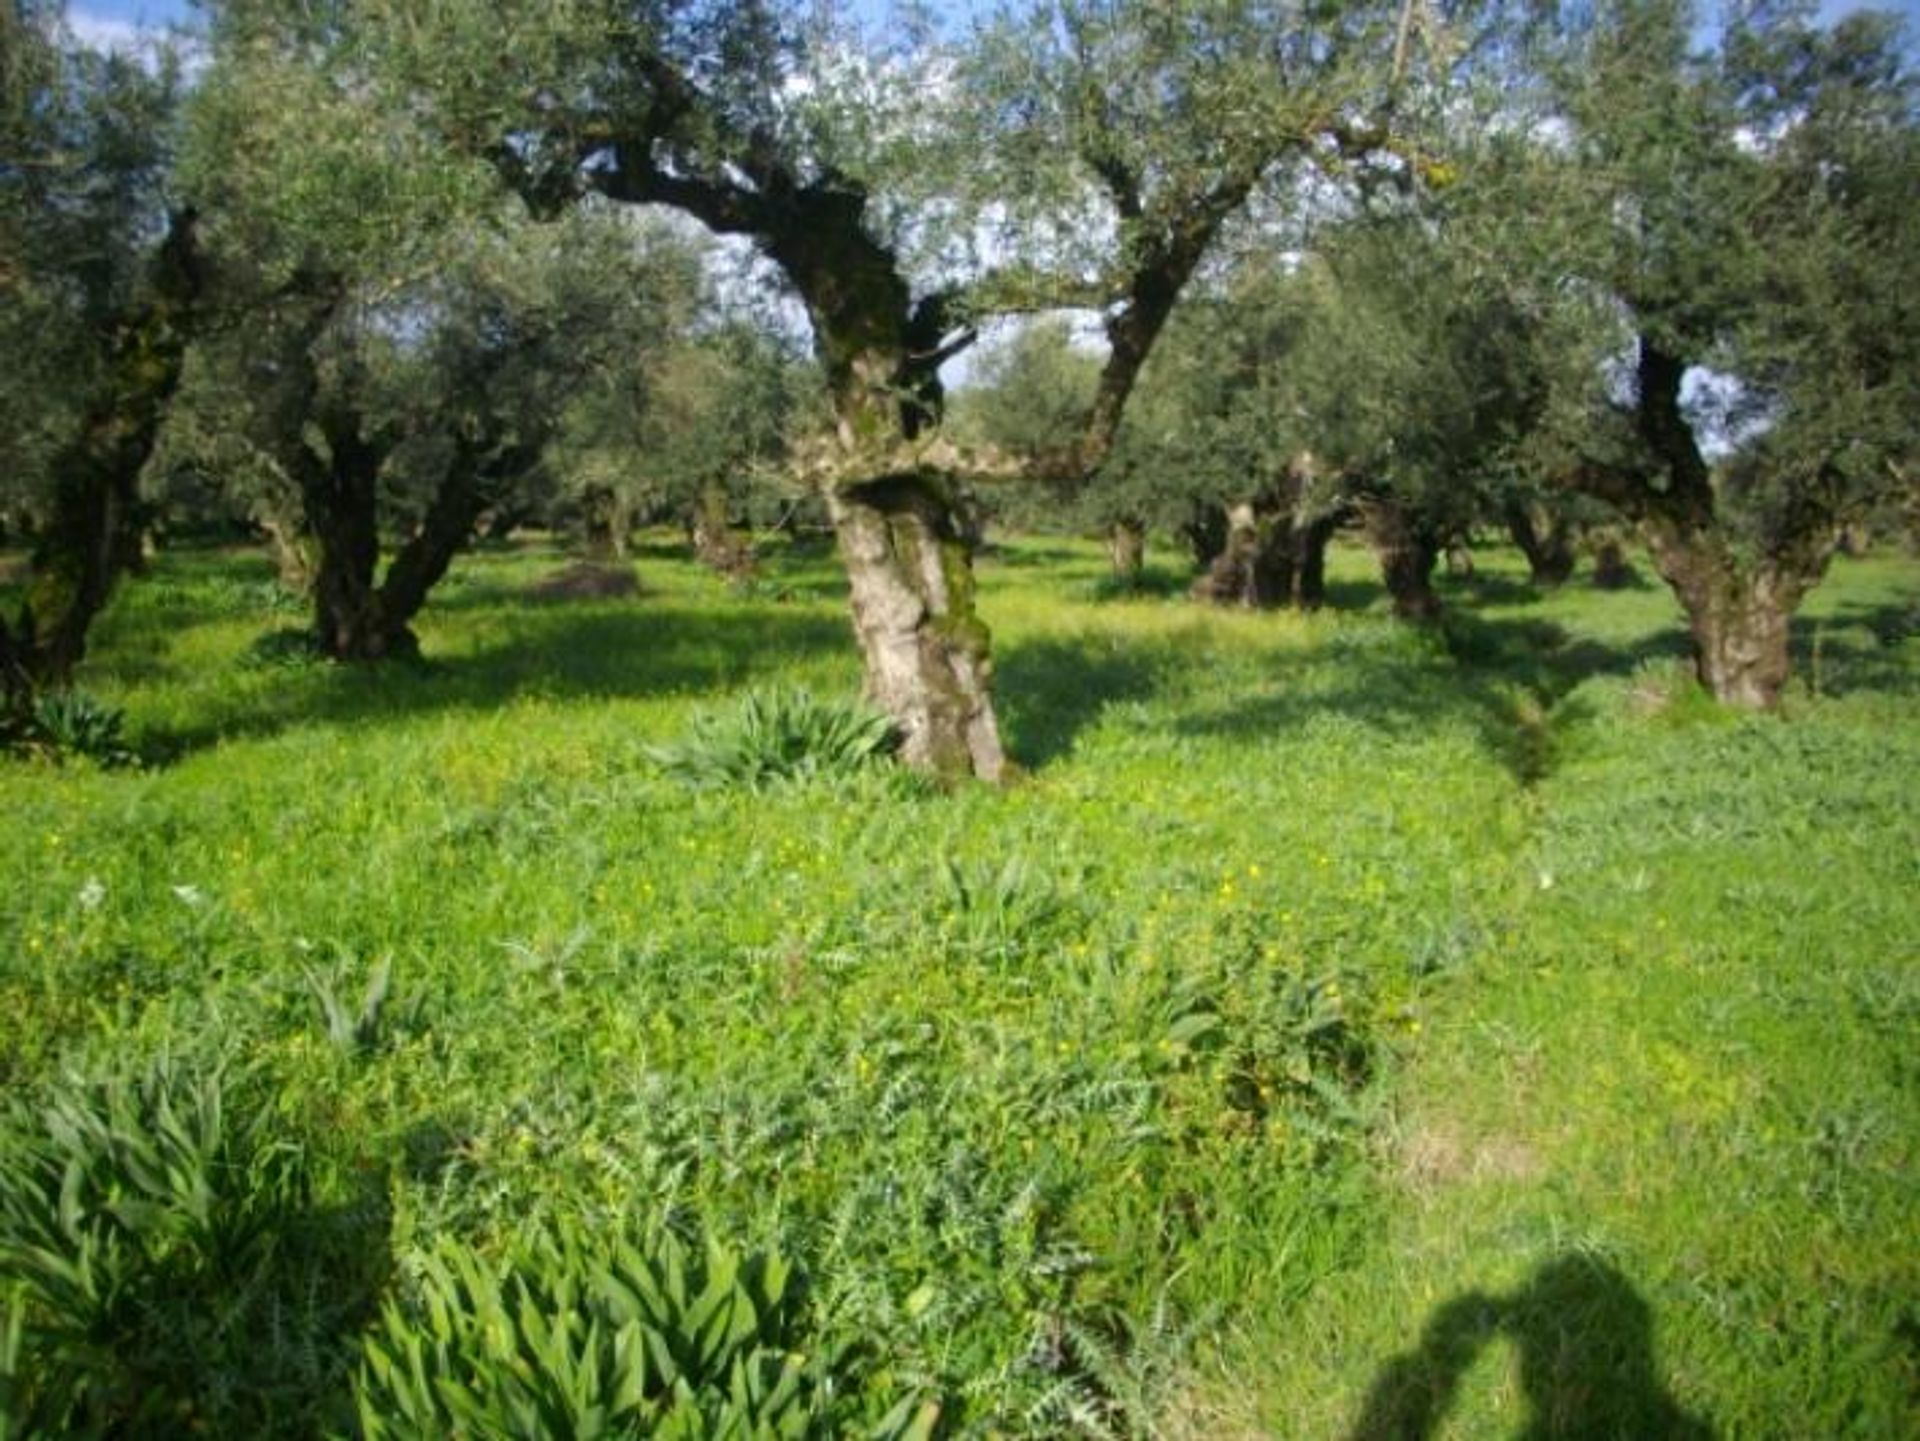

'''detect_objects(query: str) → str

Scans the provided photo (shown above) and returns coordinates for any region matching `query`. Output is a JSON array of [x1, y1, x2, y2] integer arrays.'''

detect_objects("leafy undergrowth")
[[1, 535, 1915, 1436]]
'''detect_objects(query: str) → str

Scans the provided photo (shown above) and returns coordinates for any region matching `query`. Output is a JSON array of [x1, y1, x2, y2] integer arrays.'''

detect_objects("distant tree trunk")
[[827, 472, 1004, 781], [1107, 516, 1146, 585], [1590, 537, 1634, 590], [7, 212, 201, 691], [1505, 501, 1578, 587], [581, 488, 631, 560], [1361, 498, 1442, 621], [302, 401, 391, 660], [690, 484, 757, 580], [1572, 338, 1835, 708], [260, 515, 317, 595], [1192, 500, 1292, 607], [1444, 537, 1475, 580], [1290, 510, 1340, 611], [1645, 527, 1813, 708], [1180, 501, 1230, 570]]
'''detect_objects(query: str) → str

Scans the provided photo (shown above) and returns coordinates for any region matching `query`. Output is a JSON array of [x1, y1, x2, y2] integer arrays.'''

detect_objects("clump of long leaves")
[[357, 1217, 939, 1440], [1, 689, 134, 766], [647, 687, 898, 791], [0, 1055, 375, 1437]]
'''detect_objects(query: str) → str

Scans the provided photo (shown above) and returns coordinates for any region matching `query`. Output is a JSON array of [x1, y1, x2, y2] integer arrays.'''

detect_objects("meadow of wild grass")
[[2, 533, 1916, 1436]]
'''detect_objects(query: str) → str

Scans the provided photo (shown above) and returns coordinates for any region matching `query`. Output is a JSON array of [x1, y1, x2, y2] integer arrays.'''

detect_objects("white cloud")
[[67, 9, 150, 54]]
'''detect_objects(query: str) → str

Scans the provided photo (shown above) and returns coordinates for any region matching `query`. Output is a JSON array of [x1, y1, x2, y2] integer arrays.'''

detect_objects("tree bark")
[[827, 473, 1004, 782], [1566, 337, 1834, 707], [8, 211, 201, 689], [1644, 526, 1806, 708], [1505, 501, 1577, 587], [1192, 500, 1293, 607], [1180, 502, 1230, 570], [302, 402, 390, 660], [1361, 498, 1442, 621], [690, 484, 757, 580], [1291, 510, 1340, 611], [1107, 517, 1146, 585], [1590, 537, 1634, 590]]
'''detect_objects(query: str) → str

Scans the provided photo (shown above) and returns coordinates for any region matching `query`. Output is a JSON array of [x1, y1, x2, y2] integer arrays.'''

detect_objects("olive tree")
[[1529, 0, 1919, 705], [0, 7, 197, 706], [333, 0, 1406, 778]]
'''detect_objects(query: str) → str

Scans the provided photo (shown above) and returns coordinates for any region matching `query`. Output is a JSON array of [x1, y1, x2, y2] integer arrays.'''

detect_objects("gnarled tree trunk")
[[1291, 510, 1340, 611], [1505, 501, 1578, 587], [690, 484, 757, 581], [1570, 338, 1834, 708], [1360, 498, 1442, 621], [1641, 523, 1811, 710], [1590, 536, 1635, 590], [7, 211, 201, 693], [827, 473, 1003, 781], [1107, 516, 1146, 585], [1192, 500, 1292, 607]]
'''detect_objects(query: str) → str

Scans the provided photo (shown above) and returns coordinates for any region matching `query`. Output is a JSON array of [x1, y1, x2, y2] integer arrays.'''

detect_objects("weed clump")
[[357, 1219, 938, 1440], [648, 687, 898, 791], [1, 689, 134, 766], [0, 1056, 380, 1435]]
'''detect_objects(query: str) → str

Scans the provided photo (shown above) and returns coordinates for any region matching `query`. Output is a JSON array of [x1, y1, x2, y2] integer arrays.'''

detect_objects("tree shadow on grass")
[[1791, 599, 1920, 699], [996, 634, 1166, 769], [1173, 614, 1692, 785], [1348, 1254, 1713, 1440], [144, 605, 853, 761]]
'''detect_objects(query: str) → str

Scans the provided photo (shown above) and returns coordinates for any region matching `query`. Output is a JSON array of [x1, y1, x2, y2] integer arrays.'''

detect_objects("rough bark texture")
[[1180, 503, 1230, 570], [690, 485, 757, 581], [1505, 501, 1578, 587], [828, 474, 1004, 782], [1567, 338, 1834, 708], [8, 211, 201, 689], [1106, 518, 1146, 584], [1291, 511, 1340, 611], [1590, 538, 1635, 590], [1361, 498, 1443, 621], [1192, 501, 1291, 607]]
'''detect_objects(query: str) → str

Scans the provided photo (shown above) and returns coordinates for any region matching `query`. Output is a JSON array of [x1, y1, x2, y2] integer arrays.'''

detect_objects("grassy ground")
[[3, 533, 1915, 1436]]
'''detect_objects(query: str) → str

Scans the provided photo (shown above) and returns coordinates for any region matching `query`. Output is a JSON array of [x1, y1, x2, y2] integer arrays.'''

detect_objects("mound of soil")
[[526, 561, 641, 602]]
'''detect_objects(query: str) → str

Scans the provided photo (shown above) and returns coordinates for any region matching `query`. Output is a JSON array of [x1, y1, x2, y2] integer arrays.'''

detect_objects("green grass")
[[2, 533, 1915, 1436]]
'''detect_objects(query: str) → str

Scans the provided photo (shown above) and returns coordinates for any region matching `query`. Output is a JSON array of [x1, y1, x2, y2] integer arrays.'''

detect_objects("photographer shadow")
[[1349, 1254, 1713, 1441]]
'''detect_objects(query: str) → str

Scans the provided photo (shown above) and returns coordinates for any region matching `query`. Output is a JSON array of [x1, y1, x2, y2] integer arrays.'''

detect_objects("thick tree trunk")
[[1107, 517, 1146, 585], [1505, 502, 1577, 587], [1641, 525, 1812, 709], [690, 484, 757, 580], [1590, 538, 1634, 590], [827, 473, 1005, 783], [1180, 502, 1230, 570], [1361, 499, 1442, 621], [304, 409, 389, 660], [1291, 511, 1339, 611], [9, 212, 201, 689], [260, 515, 317, 594], [1192, 501, 1292, 607]]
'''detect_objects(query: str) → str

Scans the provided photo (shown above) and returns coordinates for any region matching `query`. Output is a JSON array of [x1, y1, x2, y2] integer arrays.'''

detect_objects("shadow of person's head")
[[1349, 1253, 1713, 1441]]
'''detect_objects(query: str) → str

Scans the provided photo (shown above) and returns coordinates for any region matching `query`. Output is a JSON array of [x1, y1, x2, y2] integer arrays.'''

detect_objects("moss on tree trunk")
[[828, 473, 1006, 783]]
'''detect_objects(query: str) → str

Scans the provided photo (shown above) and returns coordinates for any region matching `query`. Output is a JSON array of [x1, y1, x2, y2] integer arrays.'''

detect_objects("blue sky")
[[65, 0, 1920, 54]]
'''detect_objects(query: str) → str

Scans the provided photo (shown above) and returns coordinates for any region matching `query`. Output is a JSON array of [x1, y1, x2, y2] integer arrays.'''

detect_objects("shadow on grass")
[[1793, 599, 1920, 699], [1081, 563, 1193, 602], [996, 634, 1165, 769], [147, 605, 852, 760], [1173, 613, 1693, 785], [1348, 1254, 1713, 1440]]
